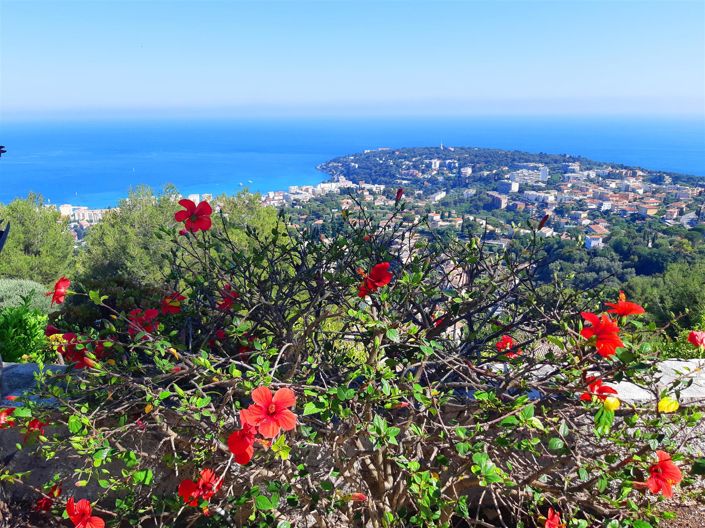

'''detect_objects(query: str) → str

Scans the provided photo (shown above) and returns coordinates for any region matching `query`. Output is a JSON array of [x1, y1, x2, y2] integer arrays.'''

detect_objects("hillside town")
[[282, 147, 705, 251], [51, 147, 705, 252]]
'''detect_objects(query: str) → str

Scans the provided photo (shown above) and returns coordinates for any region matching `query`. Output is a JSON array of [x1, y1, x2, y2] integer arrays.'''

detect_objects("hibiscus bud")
[[395, 188, 404, 203], [392, 402, 410, 409], [538, 214, 550, 229], [349, 493, 368, 502], [603, 396, 620, 411], [658, 396, 679, 413]]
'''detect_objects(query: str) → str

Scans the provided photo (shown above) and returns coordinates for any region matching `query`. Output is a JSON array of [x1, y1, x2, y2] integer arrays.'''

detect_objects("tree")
[[77, 185, 180, 289], [0, 194, 74, 284], [629, 258, 705, 330], [66, 186, 279, 325]]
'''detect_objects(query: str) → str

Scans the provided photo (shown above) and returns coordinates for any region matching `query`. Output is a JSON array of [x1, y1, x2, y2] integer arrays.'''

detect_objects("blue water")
[[1, 116, 704, 208]]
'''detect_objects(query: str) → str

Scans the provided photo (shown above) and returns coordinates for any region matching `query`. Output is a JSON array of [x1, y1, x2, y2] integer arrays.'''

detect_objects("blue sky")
[[1, 0, 704, 118]]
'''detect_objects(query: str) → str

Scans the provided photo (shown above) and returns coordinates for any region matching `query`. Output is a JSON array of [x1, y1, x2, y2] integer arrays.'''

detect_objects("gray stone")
[[1, 362, 67, 404]]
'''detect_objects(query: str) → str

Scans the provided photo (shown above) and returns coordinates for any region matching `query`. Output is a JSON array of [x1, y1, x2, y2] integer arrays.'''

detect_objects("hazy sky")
[[1, 0, 704, 118]]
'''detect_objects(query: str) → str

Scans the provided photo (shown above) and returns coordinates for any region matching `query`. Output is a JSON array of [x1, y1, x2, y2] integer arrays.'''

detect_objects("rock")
[[1, 363, 67, 404]]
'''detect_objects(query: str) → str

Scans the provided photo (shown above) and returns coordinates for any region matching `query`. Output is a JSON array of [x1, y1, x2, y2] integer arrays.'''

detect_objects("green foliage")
[[12, 197, 704, 528], [0, 194, 75, 284], [0, 303, 48, 362], [77, 185, 180, 288], [629, 258, 705, 331], [0, 278, 54, 313], [67, 186, 279, 326]]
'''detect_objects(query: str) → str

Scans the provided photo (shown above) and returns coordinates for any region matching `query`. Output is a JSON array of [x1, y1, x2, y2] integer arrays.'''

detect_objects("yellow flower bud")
[[106, 359, 116, 366], [658, 396, 679, 413], [144, 403, 154, 414], [603, 396, 620, 411]]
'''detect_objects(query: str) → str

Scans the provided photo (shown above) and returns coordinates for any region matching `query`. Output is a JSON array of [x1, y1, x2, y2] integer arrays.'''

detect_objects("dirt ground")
[[668, 503, 705, 528]]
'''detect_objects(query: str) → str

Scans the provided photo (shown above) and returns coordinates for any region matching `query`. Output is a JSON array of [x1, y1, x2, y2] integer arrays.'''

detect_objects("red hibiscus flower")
[[646, 450, 682, 498], [45, 324, 62, 337], [544, 507, 563, 528], [580, 312, 624, 358], [175, 199, 212, 233], [605, 291, 645, 317], [209, 328, 228, 349], [241, 386, 297, 438], [128, 308, 159, 338], [688, 331, 705, 348], [496, 335, 522, 358], [178, 468, 222, 506], [357, 262, 393, 298], [57, 333, 106, 369], [227, 411, 256, 465], [580, 378, 618, 401], [24, 418, 48, 443], [35, 483, 61, 512], [161, 292, 186, 315], [349, 492, 368, 502], [217, 284, 239, 311], [66, 497, 104, 528], [46, 276, 70, 305], [0, 408, 16, 428]]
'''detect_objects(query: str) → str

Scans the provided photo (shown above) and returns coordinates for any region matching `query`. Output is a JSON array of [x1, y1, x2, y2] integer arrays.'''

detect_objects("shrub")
[[0, 303, 49, 362], [7, 198, 703, 528], [0, 278, 54, 313]]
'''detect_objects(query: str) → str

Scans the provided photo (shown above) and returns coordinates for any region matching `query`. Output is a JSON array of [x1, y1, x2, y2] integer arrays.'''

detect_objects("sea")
[[1, 116, 704, 208]]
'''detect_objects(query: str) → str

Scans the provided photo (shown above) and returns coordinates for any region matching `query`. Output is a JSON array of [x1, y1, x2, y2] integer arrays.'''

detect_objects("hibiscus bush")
[[2, 196, 704, 528]]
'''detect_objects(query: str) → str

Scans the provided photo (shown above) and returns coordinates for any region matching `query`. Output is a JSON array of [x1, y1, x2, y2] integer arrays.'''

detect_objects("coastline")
[[1, 116, 704, 208]]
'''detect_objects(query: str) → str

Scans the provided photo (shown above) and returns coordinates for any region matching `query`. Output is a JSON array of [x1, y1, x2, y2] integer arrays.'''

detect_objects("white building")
[[585, 236, 604, 250]]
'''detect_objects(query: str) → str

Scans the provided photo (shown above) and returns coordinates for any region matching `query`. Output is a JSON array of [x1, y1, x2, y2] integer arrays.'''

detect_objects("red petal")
[[272, 388, 296, 410], [194, 201, 212, 216], [85, 517, 105, 528], [257, 416, 281, 438], [174, 209, 190, 222], [242, 403, 266, 425], [193, 216, 212, 232], [275, 409, 297, 431], [234, 445, 254, 465], [251, 386, 273, 407], [178, 199, 196, 212], [581, 311, 600, 327]]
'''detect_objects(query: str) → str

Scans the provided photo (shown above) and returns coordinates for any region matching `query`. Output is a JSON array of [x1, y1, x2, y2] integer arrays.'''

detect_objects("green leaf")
[[548, 437, 564, 451], [12, 408, 32, 418], [500, 416, 519, 427], [303, 401, 324, 416], [133, 469, 154, 485], [89, 290, 102, 305], [271, 435, 291, 461], [386, 328, 400, 342], [632, 521, 653, 528], [255, 495, 273, 510], [519, 404, 535, 420], [68, 415, 83, 434]]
